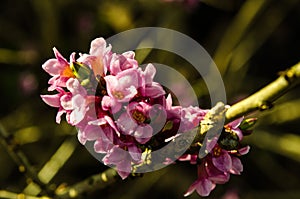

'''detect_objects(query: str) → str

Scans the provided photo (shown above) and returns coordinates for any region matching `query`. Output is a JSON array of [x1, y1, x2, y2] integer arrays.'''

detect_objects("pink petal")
[[184, 179, 199, 197], [103, 146, 126, 165], [227, 117, 244, 129], [89, 38, 107, 56], [128, 144, 142, 162], [212, 151, 232, 172], [102, 96, 122, 114], [60, 94, 72, 110], [77, 130, 87, 145], [166, 94, 173, 110], [40, 94, 61, 107], [195, 178, 215, 197], [56, 108, 66, 124], [134, 125, 153, 144], [116, 160, 131, 180], [239, 146, 250, 155], [116, 113, 137, 135], [143, 63, 156, 85], [88, 118, 107, 126], [53, 47, 69, 66], [233, 128, 243, 141], [118, 69, 139, 88], [230, 157, 243, 175], [66, 78, 86, 95], [82, 124, 102, 141], [48, 76, 68, 91], [94, 137, 111, 153], [42, 59, 63, 76], [145, 82, 166, 98]]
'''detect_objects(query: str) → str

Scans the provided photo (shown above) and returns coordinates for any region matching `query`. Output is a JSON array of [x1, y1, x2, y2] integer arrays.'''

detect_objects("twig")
[[225, 62, 300, 121], [0, 123, 48, 194], [23, 136, 78, 196], [54, 168, 119, 199], [0, 190, 50, 199]]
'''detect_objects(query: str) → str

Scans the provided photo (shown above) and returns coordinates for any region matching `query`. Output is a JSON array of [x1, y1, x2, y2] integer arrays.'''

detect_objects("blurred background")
[[0, 0, 300, 198]]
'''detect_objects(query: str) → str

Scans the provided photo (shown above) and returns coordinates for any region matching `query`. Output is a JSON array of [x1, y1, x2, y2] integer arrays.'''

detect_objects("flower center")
[[62, 66, 75, 78], [131, 110, 146, 123], [213, 146, 222, 157], [113, 91, 124, 100]]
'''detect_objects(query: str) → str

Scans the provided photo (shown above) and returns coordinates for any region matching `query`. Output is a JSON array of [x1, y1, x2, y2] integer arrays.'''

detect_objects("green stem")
[[55, 168, 118, 199], [0, 123, 48, 194], [225, 62, 300, 122]]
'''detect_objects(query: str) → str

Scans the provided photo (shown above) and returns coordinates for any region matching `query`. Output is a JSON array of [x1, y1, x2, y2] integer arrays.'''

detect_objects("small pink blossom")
[[138, 64, 165, 98], [102, 144, 142, 179], [108, 51, 138, 75], [42, 48, 76, 91], [41, 78, 89, 125], [225, 117, 244, 140], [179, 106, 208, 132], [117, 102, 153, 144], [105, 68, 139, 103], [77, 38, 112, 77]]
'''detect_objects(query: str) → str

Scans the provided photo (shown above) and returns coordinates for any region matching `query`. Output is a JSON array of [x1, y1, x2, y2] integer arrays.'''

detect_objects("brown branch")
[[225, 62, 300, 121], [54, 168, 119, 199], [0, 123, 48, 194]]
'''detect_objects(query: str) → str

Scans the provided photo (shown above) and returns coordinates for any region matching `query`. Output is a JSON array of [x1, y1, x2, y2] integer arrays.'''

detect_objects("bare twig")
[[55, 168, 119, 199], [0, 190, 50, 199], [23, 136, 78, 196], [226, 62, 300, 121], [0, 123, 48, 193]]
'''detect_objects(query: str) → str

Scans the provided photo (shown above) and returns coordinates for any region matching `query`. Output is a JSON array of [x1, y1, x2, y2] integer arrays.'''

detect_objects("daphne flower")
[[179, 106, 208, 133], [184, 160, 216, 197], [108, 51, 138, 75], [224, 117, 244, 141], [42, 48, 76, 91], [41, 78, 90, 125], [183, 146, 248, 197], [138, 63, 165, 98], [105, 68, 139, 102], [41, 87, 70, 123], [117, 102, 153, 144], [102, 144, 142, 179], [77, 38, 112, 77]]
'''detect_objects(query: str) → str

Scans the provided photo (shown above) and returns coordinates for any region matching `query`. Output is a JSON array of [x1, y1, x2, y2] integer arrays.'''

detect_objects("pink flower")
[[42, 48, 76, 91], [105, 68, 139, 102], [102, 144, 142, 179], [184, 158, 219, 197], [41, 87, 70, 123], [77, 38, 112, 77], [183, 144, 248, 197], [117, 102, 153, 144], [138, 63, 165, 98], [108, 51, 138, 75], [179, 106, 208, 132], [65, 78, 89, 125], [41, 78, 89, 125], [224, 117, 244, 141]]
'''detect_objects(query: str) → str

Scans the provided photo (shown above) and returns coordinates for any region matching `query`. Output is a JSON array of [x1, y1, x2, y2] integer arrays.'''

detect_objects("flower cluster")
[[181, 118, 250, 197], [41, 37, 252, 197]]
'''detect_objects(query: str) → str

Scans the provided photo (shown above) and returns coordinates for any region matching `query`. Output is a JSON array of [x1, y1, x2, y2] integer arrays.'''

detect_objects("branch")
[[0, 190, 50, 199], [55, 168, 119, 199], [0, 123, 48, 194], [225, 62, 300, 121], [52, 62, 300, 199]]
